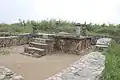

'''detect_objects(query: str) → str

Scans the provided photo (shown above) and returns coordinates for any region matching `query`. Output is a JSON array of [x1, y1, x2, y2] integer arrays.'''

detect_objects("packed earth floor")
[[0, 45, 81, 80]]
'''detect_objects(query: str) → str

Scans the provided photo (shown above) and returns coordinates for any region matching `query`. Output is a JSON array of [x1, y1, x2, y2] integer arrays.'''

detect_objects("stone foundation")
[[53, 35, 91, 55], [0, 33, 32, 47], [45, 52, 105, 80], [24, 47, 45, 56], [0, 33, 55, 48], [0, 33, 92, 56]]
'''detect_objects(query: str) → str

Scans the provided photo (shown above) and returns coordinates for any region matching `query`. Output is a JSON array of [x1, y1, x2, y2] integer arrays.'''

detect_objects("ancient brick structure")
[[0, 33, 32, 47], [53, 35, 91, 55], [0, 33, 92, 57]]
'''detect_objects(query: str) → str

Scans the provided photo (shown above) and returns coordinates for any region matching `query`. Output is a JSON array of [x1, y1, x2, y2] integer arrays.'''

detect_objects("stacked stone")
[[53, 37, 91, 55], [0, 66, 23, 80], [0, 34, 32, 47], [45, 52, 105, 80]]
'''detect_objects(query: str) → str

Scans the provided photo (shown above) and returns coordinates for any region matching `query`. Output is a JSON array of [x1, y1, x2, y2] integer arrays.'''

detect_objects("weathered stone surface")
[[96, 38, 111, 45], [24, 47, 45, 55], [12, 75, 23, 80], [33, 38, 54, 44], [95, 38, 112, 51], [37, 33, 56, 39], [33, 38, 54, 53], [28, 41, 54, 54], [0, 33, 55, 48], [45, 52, 105, 80], [53, 36, 91, 55], [0, 33, 92, 56], [0, 75, 5, 80], [0, 66, 23, 80], [0, 33, 33, 47], [33, 38, 47, 44], [29, 42, 48, 49]]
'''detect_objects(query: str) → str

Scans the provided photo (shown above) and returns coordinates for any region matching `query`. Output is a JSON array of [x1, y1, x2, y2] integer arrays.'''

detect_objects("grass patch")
[[103, 43, 120, 80]]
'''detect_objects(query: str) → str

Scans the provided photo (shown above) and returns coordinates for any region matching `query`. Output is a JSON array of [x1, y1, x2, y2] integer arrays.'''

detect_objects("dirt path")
[[0, 46, 80, 80]]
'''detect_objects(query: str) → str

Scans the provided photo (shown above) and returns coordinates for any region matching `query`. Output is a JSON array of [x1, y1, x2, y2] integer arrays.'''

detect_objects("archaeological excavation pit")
[[0, 32, 94, 80]]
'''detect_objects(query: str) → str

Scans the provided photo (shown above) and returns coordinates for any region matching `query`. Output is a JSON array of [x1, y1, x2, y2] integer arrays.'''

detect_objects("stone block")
[[29, 42, 48, 49], [24, 47, 45, 55]]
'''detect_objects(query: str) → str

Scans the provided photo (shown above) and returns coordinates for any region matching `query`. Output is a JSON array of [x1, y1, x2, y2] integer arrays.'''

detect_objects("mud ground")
[[0, 46, 80, 80]]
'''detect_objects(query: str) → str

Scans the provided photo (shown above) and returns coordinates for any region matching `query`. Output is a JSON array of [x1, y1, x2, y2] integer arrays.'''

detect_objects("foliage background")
[[0, 19, 120, 37]]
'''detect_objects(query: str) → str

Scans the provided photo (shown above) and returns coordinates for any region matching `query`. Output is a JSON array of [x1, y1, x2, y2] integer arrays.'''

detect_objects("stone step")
[[29, 42, 48, 49], [20, 52, 45, 58], [33, 38, 54, 44], [36, 33, 56, 39], [24, 47, 45, 56]]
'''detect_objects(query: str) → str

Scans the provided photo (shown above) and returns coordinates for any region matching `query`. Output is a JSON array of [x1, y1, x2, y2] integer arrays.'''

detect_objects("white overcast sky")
[[0, 0, 120, 24]]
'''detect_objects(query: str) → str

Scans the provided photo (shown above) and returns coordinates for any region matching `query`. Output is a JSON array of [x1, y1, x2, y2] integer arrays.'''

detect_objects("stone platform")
[[53, 35, 91, 55]]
